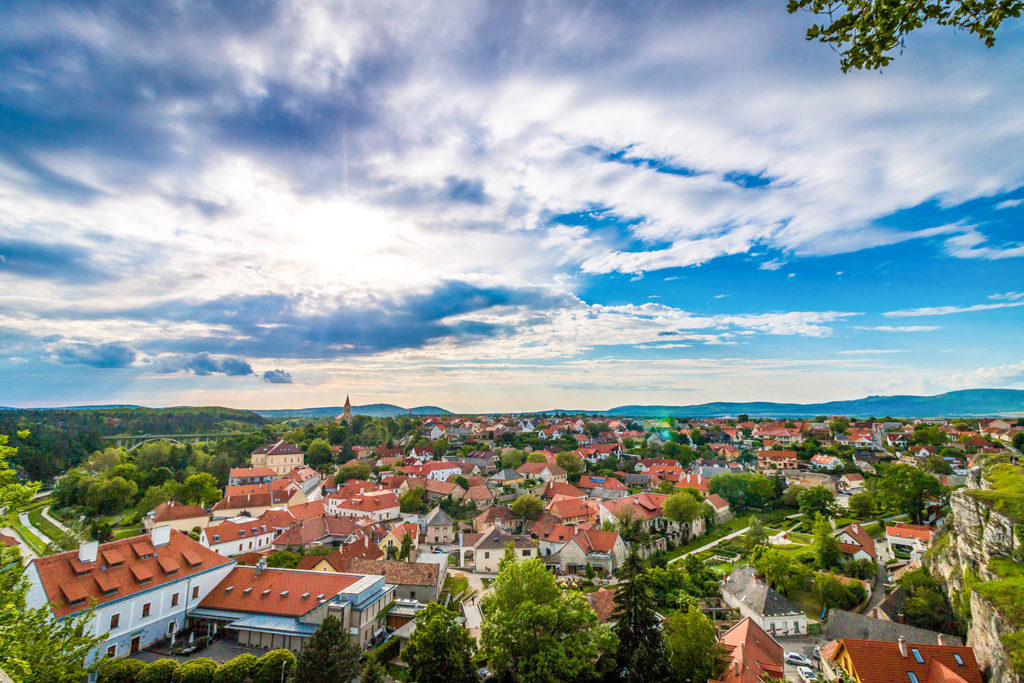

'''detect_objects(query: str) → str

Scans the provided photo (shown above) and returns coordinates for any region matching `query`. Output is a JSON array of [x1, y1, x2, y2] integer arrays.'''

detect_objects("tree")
[[137, 480, 179, 515], [789, 0, 1023, 72], [511, 493, 544, 521], [663, 490, 702, 525], [295, 615, 362, 683], [177, 473, 220, 506], [500, 449, 526, 470], [922, 454, 953, 475], [266, 550, 301, 568], [399, 532, 413, 560], [526, 452, 547, 463], [400, 486, 427, 514], [869, 464, 942, 523], [829, 418, 850, 434], [614, 507, 651, 547], [746, 517, 769, 551], [555, 452, 584, 475], [212, 654, 257, 683], [663, 606, 726, 682], [360, 657, 387, 683], [452, 475, 470, 490], [172, 658, 217, 683], [98, 658, 145, 682], [139, 659, 180, 683], [1013, 432, 1024, 451], [401, 603, 477, 683], [798, 486, 836, 519], [480, 555, 617, 682], [812, 514, 841, 570], [336, 461, 371, 482], [252, 650, 296, 683], [848, 491, 875, 518], [613, 552, 666, 682], [305, 438, 333, 471], [0, 434, 104, 683], [709, 472, 775, 512]]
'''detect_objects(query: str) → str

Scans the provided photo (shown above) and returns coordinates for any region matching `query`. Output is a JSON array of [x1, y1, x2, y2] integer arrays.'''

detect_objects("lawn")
[[113, 526, 144, 539], [28, 507, 77, 550], [4, 509, 49, 556]]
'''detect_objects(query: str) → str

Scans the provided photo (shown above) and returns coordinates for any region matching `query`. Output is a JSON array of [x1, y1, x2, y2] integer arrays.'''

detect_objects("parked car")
[[798, 666, 818, 682], [812, 645, 822, 660], [786, 652, 814, 667], [434, 547, 448, 554]]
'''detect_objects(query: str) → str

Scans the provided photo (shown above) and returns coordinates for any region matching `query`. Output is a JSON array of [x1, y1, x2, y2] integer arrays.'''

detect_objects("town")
[[1, 402, 1022, 683]]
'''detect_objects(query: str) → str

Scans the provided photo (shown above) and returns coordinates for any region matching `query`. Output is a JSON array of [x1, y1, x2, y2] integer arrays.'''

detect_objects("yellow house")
[[379, 522, 420, 557], [250, 440, 305, 476]]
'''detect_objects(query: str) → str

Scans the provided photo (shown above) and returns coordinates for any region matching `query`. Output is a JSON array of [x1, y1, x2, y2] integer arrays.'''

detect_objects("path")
[[42, 506, 73, 535], [668, 512, 803, 564], [0, 525, 37, 561], [19, 511, 53, 547]]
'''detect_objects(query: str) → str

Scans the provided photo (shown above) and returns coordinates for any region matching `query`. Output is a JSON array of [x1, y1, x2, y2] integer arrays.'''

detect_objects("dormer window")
[[261, 589, 271, 597], [243, 587, 253, 596], [280, 591, 289, 598]]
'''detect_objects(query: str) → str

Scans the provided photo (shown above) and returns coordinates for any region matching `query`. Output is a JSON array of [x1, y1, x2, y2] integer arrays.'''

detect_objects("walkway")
[[668, 513, 803, 564], [0, 525, 37, 561], [42, 506, 73, 535], [19, 512, 53, 547]]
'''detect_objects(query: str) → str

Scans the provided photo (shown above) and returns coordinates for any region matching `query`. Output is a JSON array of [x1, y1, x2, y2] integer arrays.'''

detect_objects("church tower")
[[334, 395, 353, 425]]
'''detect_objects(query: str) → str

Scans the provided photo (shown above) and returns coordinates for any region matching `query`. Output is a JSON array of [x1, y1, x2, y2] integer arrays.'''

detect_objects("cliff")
[[927, 466, 1023, 683]]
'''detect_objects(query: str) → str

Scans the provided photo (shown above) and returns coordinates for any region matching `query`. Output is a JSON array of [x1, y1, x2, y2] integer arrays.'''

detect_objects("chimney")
[[898, 636, 907, 657], [937, 634, 945, 646], [78, 541, 99, 563], [152, 525, 172, 547]]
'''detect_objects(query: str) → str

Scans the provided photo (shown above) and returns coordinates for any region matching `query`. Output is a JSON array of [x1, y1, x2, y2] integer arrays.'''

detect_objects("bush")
[[253, 649, 296, 683], [368, 636, 402, 664], [213, 654, 258, 683], [138, 659, 179, 683], [171, 658, 217, 683], [98, 657, 146, 683]]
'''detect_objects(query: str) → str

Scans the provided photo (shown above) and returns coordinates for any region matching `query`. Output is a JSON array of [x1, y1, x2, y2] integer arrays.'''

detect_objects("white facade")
[[199, 525, 277, 557]]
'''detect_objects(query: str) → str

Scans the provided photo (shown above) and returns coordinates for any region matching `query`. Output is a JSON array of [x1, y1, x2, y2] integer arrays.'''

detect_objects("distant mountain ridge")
[[256, 404, 453, 419]]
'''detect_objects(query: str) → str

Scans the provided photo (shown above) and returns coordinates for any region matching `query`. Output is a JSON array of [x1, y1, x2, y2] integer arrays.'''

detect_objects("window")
[[908, 674, 919, 683], [106, 645, 117, 658], [109, 613, 120, 629], [484, 552, 490, 559], [911, 648, 924, 663], [953, 654, 964, 666], [522, 549, 530, 557], [142, 602, 151, 618], [769, 622, 775, 632], [192, 586, 200, 600], [171, 593, 179, 607], [168, 621, 176, 635], [410, 591, 416, 599]]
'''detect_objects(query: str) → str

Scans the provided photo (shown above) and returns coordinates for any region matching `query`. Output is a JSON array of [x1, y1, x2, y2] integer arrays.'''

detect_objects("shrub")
[[212, 654, 258, 683], [171, 658, 217, 683], [368, 636, 401, 664], [253, 649, 296, 683], [98, 657, 146, 683], [138, 659, 179, 683]]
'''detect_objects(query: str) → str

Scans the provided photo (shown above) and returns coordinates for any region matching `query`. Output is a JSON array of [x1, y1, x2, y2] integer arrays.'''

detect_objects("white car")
[[786, 652, 814, 667], [798, 666, 818, 682]]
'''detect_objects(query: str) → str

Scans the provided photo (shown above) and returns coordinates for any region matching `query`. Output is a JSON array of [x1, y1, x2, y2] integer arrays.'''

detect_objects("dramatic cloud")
[[48, 341, 138, 368], [262, 369, 293, 384], [151, 353, 254, 376]]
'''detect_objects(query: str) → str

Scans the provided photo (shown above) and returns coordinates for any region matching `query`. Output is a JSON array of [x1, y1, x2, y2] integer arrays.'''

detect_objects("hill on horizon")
[[256, 403, 454, 419]]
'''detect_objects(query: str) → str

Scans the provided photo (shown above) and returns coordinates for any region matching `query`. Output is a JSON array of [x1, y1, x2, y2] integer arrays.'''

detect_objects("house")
[[488, 469, 525, 487], [721, 566, 807, 636], [295, 540, 385, 572], [824, 637, 982, 683], [839, 473, 866, 493], [421, 507, 455, 545], [143, 500, 209, 532], [886, 523, 934, 561], [270, 515, 365, 549], [327, 491, 401, 522], [193, 564, 395, 650], [458, 527, 537, 573], [576, 475, 628, 500], [823, 609, 962, 647], [285, 466, 323, 498], [539, 480, 587, 500], [415, 462, 462, 481], [464, 484, 494, 508], [346, 559, 446, 603], [200, 519, 277, 557], [598, 493, 697, 540], [586, 588, 618, 623], [228, 467, 278, 487], [379, 522, 420, 557], [757, 450, 799, 471], [675, 472, 710, 495], [833, 523, 876, 562], [25, 527, 234, 666], [515, 462, 567, 483], [529, 522, 578, 557], [711, 617, 785, 683], [250, 440, 305, 475], [428, 424, 446, 440], [546, 496, 601, 525], [811, 454, 843, 471], [546, 529, 628, 575], [705, 494, 733, 523], [473, 506, 518, 533], [409, 445, 434, 460], [211, 485, 305, 520]]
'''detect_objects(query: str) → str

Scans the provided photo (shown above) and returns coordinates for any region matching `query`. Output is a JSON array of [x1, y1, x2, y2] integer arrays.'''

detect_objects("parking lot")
[[778, 634, 829, 681]]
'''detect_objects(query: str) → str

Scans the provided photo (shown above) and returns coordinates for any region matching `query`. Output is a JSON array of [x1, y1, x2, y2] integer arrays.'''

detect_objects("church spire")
[[335, 395, 353, 425]]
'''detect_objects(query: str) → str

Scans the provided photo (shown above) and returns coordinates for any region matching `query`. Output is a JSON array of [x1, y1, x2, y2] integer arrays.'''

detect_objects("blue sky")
[[0, 0, 1022, 412]]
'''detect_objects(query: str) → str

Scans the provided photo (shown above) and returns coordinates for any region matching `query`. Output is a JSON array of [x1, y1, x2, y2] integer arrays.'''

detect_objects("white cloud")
[[995, 199, 1023, 210], [837, 349, 908, 355], [759, 258, 786, 271], [884, 301, 1024, 318], [855, 325, 940, 332], [989, 291, 1024, 301]]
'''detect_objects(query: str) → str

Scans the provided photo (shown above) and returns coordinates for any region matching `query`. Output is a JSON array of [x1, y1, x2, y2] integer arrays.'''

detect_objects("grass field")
[[28, 507, 77, 550]]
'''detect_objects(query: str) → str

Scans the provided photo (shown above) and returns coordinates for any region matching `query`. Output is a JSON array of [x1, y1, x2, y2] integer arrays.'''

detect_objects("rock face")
[[927, 474, 1021, 683]]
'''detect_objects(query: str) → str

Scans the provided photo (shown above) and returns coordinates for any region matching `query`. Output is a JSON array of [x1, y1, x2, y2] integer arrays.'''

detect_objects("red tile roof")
[[31, 530, 232, 617], [229, 467, 277, 479], [712, 617, 784, 683], [0, 532, 20, 546], [331, 491, 399, 514], [516, 462, 566, 476], [601, 493, 667, 521], [541, 481, 586, 499], [887, 522, 934, 542], [577, 476, 626, 491], [833, 639, 981, 683], [546, 496, 600, 521], [149, 500, 208, 522], [757, 450, 798, 461], [272, 515, 363, 547], [587, 587, 617, 622], [199, 566, 362, 616], [571, 529, 620, 553], [706, 493, 730, 510], [204, 520, 273, 545], [835, 522, 876, 561]]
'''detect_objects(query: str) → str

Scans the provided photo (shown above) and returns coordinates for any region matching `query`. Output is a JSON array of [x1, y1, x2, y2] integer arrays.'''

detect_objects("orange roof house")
[[712, 617, 785, 683], [827, 638, 982, 683]]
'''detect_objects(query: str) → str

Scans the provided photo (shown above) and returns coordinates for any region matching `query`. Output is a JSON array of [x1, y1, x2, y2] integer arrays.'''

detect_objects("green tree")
[[818, 0, 1023, 84], [295, 615, 362, 683], [746, 517, 769, 551], [305, 438, 333, 471], [399, 486, 427, 513], [212, 654, 256, 683], [1013, 432, 1024, 451], [798, 486, 836, 518], [360, 657, 387, 683], [613, 552, 666, 682], [526, 452, 547, 463], [480, 555, 617, 682], [176, 473, 220, 506], [511, 493, 544, 520], [848, 491, 875, 518], [500, 449, 526, 470], [922, 454, 953, 475], [555, 452, 584, 476], [615, 507, 651, 547], [709, 472, 775, 512], [813, 514, 841, 570], [336, 461, 372, 482], [266, 550, 301, 568], [139, 659, 180, 683], [252, 650, 296, 683], [663, 606, 726, 682], [401, 603, 477, 683], [98, 657, 145, 682], [663, 490, 702, 525], [869, 464, 942, 523], [399, 532, 413, 560], [137, 480, 180, 515], [452, 475, 470, 490], [171, 657, 217, 683]]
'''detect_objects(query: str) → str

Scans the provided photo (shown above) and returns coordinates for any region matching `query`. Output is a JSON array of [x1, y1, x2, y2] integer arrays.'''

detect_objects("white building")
[[721, 566, 807, 637], [200, 519, 278, 557]]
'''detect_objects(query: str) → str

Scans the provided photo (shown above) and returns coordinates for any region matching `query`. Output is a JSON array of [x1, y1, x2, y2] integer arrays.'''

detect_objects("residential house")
[[420, 507, 454, 545], [210, 486, 304, 520], [705, 494, 733, 524], [711, 617, 785, 683], [193, 564, 395, 650], [200, 520, 277, 557], [285, 466, 322, 498], [675, 472, 711, 495], [839, 473, 866, 493], [488, 469, 525, 488], [515, 462, 567, 483], [546, 529, 627, 575], [721, 566, 807, 636], [599, 493, 671, 536], [379, 522, 419, 558], [811, 454, 843, 470], [228, 467, 278, 487], [327, 491, 401, 522], [834, 523, 876, 562], [464, 485, 494, 508], [271, 515, 365, 549], [250, 440, 305, 476], [823, 609, 962, 647], [757, 450, 799, 471], [824, 637, 982, 683], [295, 540, 385, 572], [886, 523, 934, 561], [546, 496, 601, 526], [586, 588, 618, 623], [459, 527, 537, 573], [576, 475, 628, 500], [539, 480, 587, 500], [25, 527, 234, 667], [473, 506, 518, 533], [143, 500, 209, 532], [346, 559, 446, 603]]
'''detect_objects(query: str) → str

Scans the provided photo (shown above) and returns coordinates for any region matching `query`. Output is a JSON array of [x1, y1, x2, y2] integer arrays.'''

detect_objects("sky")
[[1, 1, 1023, 413]]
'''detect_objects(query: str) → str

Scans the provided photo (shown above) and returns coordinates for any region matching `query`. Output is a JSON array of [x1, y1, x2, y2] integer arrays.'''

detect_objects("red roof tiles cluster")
[[199, 566, 362, 616]]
